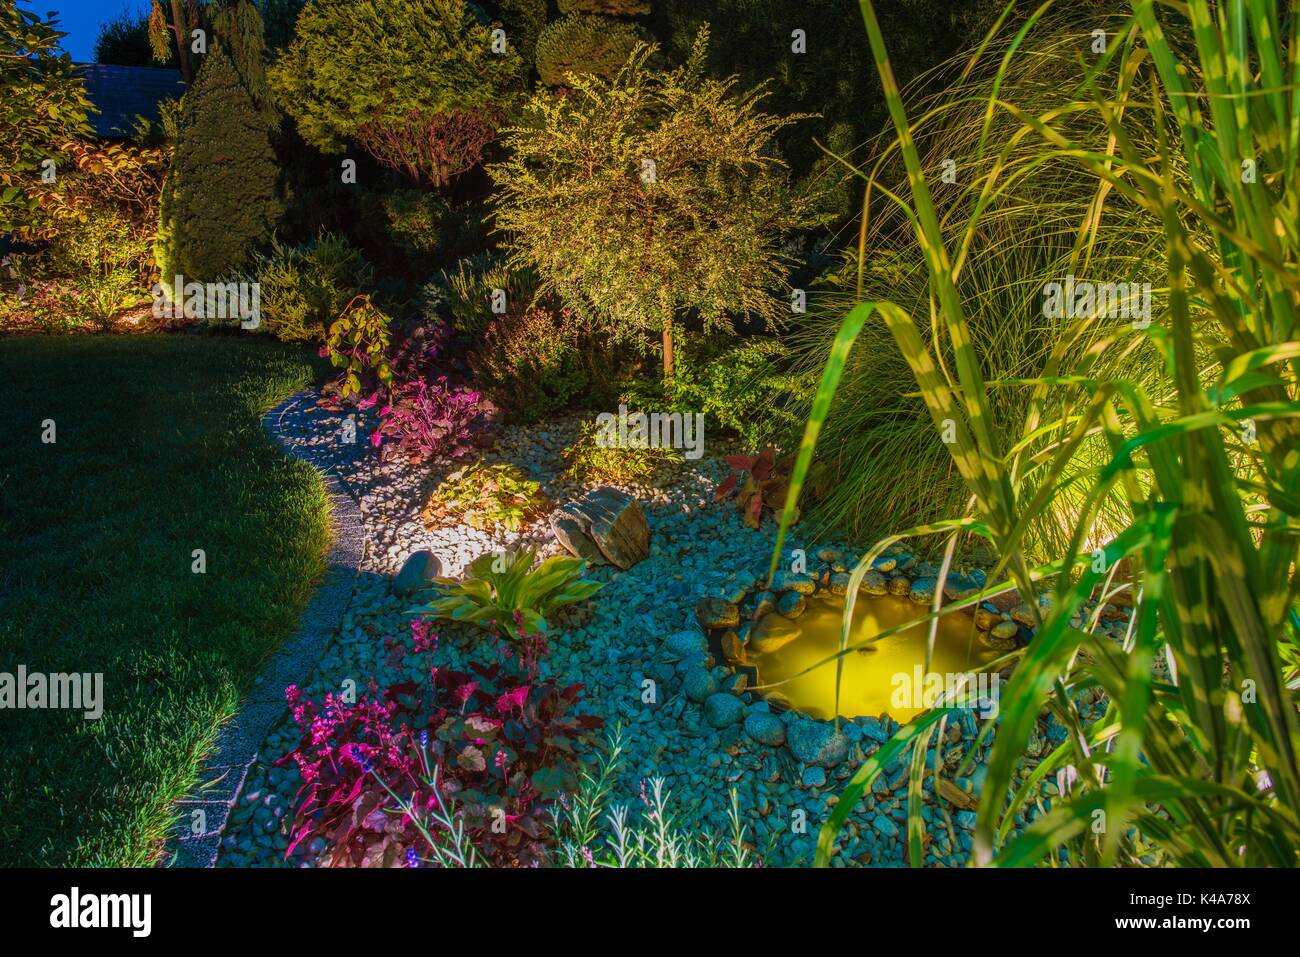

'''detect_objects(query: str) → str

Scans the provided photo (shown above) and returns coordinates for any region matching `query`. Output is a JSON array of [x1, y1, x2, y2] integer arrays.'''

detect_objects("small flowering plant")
[[365, 376, 485, 464], [280, 627, 602, 867]]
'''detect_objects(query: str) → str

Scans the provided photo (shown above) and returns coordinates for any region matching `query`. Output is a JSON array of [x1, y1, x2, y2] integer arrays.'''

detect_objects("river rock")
[[888, 575, 911, 596], [772, 570, 817, 595], [909, 577, 938, 604], [684, 667, 719, 703], [752, 590, 777, 620], [744, 711, 787, 747], [973, 607, 1002, 631], [828, 572, 851, 596], [393, 549, 442, 595], [990, 620, 1019, 642], [862, 570, 888, 595], [777, 591, 807, 618], [664, 630, 709, 659], [817, 547, 844, 565], [942, 573, 982, 601], [704, 693, 745, 728], [787, 719, 850, 768], [550, 486, 649, 569], [696, 597, 740, 630]]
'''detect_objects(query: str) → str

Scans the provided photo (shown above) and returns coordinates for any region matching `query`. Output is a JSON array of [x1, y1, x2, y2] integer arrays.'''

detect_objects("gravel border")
[[163, 392, 366, 867]]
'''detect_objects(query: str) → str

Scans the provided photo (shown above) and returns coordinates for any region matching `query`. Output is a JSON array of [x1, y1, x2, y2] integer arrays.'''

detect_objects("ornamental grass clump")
[[775, 0, 1300, 869]]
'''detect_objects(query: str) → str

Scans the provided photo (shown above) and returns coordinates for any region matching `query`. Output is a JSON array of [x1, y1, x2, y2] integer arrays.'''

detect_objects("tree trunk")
[[662, 320, 674, 380], [170, 0, 192, 85]]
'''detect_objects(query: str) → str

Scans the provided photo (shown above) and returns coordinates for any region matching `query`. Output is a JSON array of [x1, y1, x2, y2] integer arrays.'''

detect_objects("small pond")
[[750, 593, 998, 721]]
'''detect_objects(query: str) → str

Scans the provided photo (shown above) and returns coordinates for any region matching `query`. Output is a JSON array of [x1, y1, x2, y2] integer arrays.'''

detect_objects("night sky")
[[20, 0, 152, 63]]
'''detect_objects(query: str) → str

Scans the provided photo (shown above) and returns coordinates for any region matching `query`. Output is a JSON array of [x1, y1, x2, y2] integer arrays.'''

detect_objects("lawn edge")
[[163, 390, 365, 868]]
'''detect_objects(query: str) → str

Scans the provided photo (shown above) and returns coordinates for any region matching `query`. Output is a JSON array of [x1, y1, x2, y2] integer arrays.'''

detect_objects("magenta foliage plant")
[[366, 375, 484, 463]]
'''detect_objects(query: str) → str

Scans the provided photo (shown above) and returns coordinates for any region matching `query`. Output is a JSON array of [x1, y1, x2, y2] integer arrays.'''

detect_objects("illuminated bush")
[[534, 14, 646, 87], [270, 0, 520, 185], [155, 45, 283, 288]]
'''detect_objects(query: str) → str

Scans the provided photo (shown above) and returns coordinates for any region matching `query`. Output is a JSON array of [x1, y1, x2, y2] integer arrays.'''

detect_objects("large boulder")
[[550, 486, 649, 569]]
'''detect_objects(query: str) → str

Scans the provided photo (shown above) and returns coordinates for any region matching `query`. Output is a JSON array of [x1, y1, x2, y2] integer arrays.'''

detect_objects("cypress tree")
[[155, 42, 283, 291]]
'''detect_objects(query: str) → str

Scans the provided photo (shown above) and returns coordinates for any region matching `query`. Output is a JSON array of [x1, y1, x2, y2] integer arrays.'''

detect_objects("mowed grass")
[[0, 334, 331, 866]]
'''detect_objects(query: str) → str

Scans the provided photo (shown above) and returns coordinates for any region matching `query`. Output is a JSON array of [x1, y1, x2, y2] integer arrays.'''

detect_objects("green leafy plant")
[[411, 548, 603, 641], [323, 294, 394, 398], [431, 253, 537, 336], [246, 233, 373, 341], [270, 0, 520, 185], [491, 29, 818, 380], [469, 305, 592, 424], [623, 333, 808, 448], [534, 14, 647, 87], [775, 1, 1300, 870], [562, 420, 682, 485], [0, 1, 92, 237], [421, 461, 549, 533], [550, 726, 758, 867]]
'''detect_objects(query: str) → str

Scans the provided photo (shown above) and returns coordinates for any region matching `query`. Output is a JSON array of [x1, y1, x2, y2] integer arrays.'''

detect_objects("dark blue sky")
[[20, 0, 152, 63]]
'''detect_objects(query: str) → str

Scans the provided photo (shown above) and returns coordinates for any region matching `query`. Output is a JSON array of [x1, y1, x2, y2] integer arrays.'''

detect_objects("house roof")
[[75, 63, 185, 138]]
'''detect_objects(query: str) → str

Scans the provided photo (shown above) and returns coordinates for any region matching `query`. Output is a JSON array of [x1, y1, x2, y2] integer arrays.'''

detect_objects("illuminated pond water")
[[750, 593, 999, 722]]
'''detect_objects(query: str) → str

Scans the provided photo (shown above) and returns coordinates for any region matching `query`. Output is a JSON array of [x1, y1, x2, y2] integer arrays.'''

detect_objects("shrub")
[[1, 2, 93, 238], [367, 377, 484, 464], [622, 334, 806, 448], [534, 14, 646, 87], [498, 0, 547, 77], [421, 462, 549, 534], [562, 420, 681, 486], [492, 31, 816, 380], [714, 446, 803, 530], [653, 0, 1009, 214], [270, 0, 520, 185], [411, 548, 602, 641], [248, 233, 373, 341], [432, 253, 538, 336], [155, 44, 283, 289], [358, 190, 489, 277], [323, 294, 394, 398], [281, 652, 602, 867], [558, 0, 651, 15], [469, 305, 589, 424]]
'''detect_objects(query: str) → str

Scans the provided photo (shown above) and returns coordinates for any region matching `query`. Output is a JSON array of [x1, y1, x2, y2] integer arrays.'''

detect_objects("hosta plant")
[[411, 548, 602, 641], [421, 461, 549, 532]]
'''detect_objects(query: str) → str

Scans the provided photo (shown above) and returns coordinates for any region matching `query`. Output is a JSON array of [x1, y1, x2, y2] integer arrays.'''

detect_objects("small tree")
[[1, 1, 92, 239], [270, 0, 521, 187], [491, 31, 815, 379], [154, 43, 282, 289]]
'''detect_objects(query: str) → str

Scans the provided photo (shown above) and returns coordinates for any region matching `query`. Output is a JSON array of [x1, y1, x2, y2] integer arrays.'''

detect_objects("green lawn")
[[0, 334, 331, 866]]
